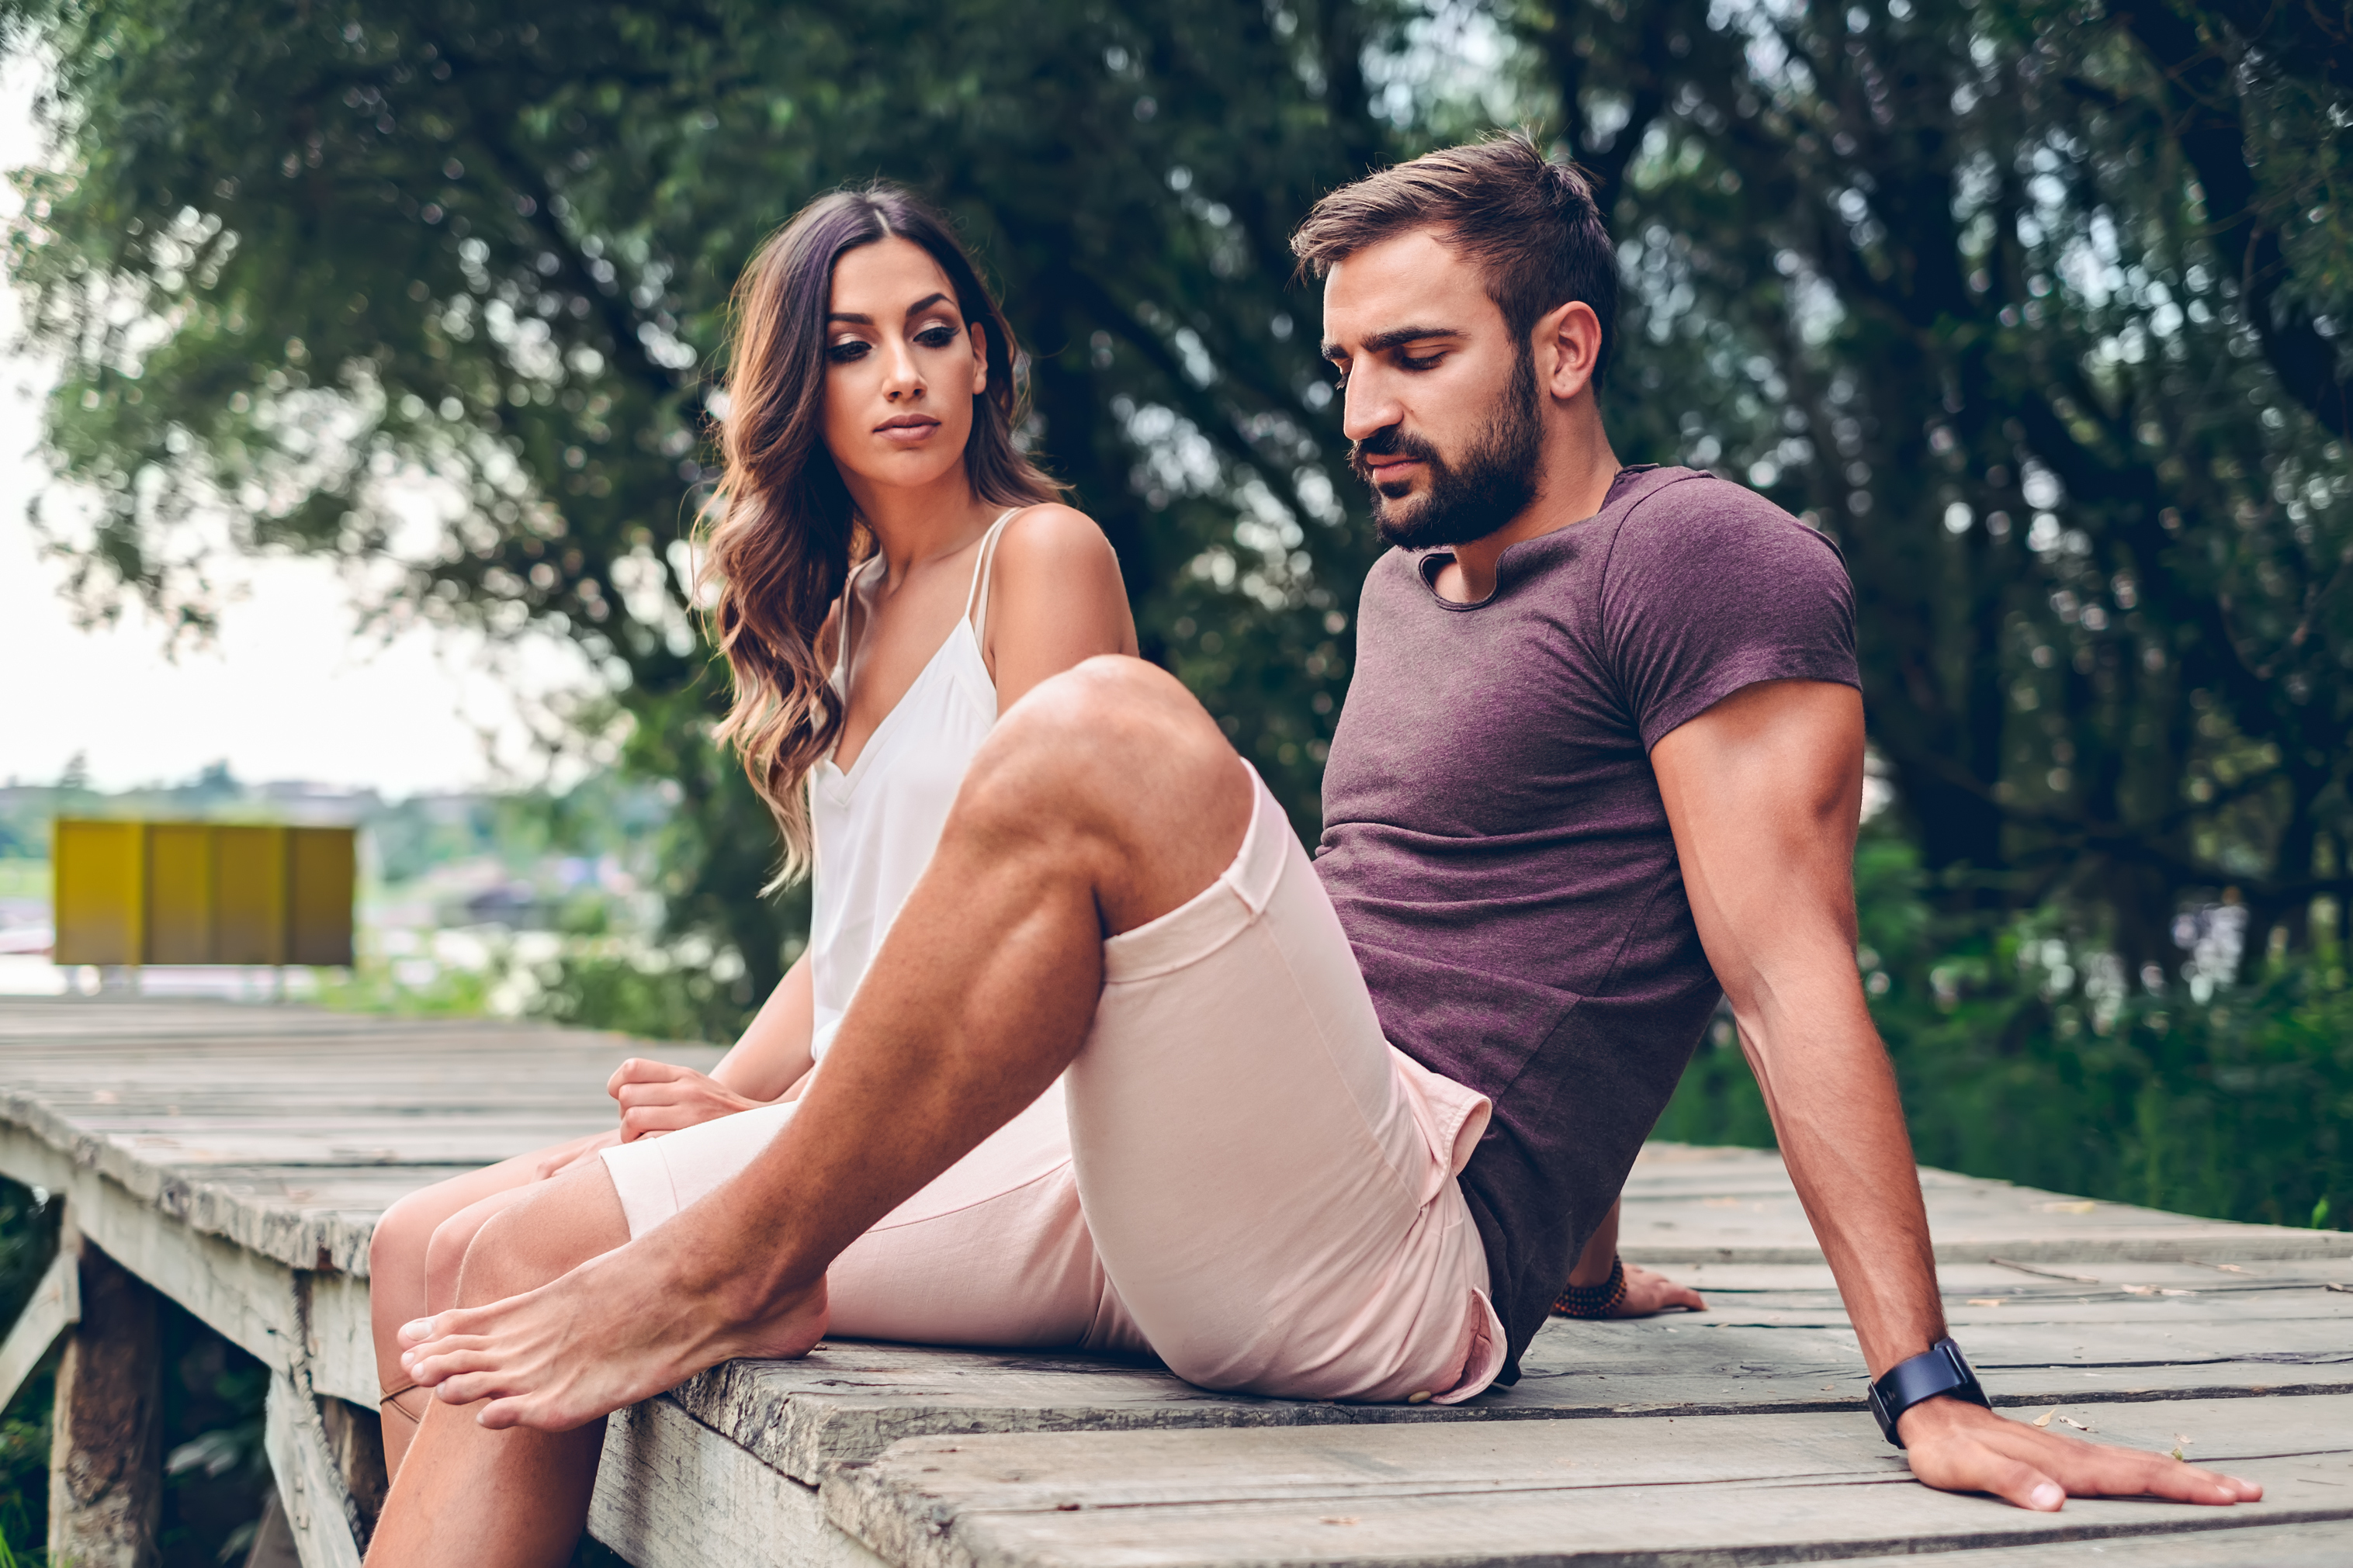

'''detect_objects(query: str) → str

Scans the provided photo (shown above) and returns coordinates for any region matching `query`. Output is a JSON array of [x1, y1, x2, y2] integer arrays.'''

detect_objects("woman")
[[364, 181, 1136, 1481]]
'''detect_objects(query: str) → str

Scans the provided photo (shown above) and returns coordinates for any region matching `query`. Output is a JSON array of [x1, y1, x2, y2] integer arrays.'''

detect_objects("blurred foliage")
[[1661, 825, 2352, 1229], [0, 1179, 59, 1566], [0, 0, 1407, 1005], [0, 1183, 275, 1567], [6, 0, 2353, 1221], [1527, 0, 2353, 974]]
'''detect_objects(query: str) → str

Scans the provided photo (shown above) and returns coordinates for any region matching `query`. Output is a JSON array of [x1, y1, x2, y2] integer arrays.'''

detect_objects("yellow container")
[[53, 820, 146, 965], [211, 825, 289, 964], [50, 821, 355, 969]]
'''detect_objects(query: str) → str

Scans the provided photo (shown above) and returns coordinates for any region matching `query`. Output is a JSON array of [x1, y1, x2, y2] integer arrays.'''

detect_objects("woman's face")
[[820, 235, 988, 497]]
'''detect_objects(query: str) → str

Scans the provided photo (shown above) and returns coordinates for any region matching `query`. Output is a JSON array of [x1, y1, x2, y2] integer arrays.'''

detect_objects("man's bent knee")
[[979, 659, 1237, 830]]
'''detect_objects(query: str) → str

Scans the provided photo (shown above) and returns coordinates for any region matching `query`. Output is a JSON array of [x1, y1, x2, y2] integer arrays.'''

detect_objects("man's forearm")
[[1734, 976, 1946, 1377]]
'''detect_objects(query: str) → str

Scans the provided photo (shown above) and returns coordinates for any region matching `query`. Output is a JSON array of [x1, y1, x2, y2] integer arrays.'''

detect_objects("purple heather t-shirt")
[[1315, 466, 1859, 1382]]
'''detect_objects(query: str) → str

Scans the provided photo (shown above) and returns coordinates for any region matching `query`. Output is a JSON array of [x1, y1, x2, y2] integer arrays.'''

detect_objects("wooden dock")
[[2, 996, 2348, 1566]]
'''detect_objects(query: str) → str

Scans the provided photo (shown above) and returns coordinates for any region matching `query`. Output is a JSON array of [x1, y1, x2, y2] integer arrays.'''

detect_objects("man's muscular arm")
[[1651, 679, 2259, 1511]]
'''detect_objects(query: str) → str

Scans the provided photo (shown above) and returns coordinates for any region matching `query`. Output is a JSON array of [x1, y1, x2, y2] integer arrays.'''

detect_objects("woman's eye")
[[826, 340, 870, 363], [914, 325, 957, 348]]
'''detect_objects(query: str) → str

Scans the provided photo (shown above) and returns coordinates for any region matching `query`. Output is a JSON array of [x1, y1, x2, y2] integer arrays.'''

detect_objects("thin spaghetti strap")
[[965, 507, 1023, 635]]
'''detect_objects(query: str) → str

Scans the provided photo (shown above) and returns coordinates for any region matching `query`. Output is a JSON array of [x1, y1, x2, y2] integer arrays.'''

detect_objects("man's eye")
[[827, 340, 870, 363], [1399, 353, 1443, 371]]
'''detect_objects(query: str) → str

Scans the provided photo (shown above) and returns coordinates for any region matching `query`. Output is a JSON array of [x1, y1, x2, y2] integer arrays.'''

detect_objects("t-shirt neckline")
[[1413, 466, 1660, 611]]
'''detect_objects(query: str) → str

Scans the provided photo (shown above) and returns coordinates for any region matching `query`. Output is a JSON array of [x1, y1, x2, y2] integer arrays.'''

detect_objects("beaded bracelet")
[[1550, 1254, 1627, 1319]]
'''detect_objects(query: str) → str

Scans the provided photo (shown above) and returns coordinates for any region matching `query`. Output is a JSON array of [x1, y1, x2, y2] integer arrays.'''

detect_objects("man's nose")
[[1340, 372, 1400, 443]]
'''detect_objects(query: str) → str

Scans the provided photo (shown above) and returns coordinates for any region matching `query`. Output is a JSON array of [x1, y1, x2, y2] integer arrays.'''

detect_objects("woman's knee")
[[368, 1190, 442, 1295], [452, 1170, 629, 1307], [423, 1206, 493, 1310]]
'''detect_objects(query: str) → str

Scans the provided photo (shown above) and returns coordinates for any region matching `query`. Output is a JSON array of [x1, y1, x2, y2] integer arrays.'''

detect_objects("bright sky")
[[0, 60, 587, 798]]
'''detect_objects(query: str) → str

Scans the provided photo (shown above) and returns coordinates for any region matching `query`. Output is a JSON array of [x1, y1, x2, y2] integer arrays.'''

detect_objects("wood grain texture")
[[0, 1244, 76, 1413], [821, 1393, 2353, 1568], [48, 1233, 162, 1568], [262, 1370, 363, 1568], [588, 1395, 889, 1568], [9, 997, 2351, 1568]]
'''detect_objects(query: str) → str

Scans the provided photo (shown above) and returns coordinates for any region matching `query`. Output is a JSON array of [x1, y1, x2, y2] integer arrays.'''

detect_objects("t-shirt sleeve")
[[1598, 476, 1859, 752]]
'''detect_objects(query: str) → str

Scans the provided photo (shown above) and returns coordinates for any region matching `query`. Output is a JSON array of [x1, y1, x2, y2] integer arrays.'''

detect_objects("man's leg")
[[366, 1161, 631, 1566], [398, 657, 1250, 1431]]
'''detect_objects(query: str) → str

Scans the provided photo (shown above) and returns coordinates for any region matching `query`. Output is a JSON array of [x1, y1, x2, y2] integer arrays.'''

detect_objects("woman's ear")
[[969, 320, 989, 396]]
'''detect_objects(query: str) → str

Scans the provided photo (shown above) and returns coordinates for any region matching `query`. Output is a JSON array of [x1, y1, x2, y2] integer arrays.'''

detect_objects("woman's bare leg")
[[369, 1148, 570, 1473], [364, 1158, 630, 1567]]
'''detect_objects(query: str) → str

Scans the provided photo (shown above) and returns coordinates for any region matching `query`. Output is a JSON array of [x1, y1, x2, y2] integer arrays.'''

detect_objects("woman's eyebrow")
[[827, 292, 955, 326]]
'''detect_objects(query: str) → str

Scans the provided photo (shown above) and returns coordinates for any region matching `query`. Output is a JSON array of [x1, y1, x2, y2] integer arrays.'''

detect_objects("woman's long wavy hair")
[[697, 184, 1060, 888]]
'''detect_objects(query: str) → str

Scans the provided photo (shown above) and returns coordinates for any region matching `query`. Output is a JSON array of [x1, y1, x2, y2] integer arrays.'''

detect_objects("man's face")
[[1322, 229, 1543, 550]]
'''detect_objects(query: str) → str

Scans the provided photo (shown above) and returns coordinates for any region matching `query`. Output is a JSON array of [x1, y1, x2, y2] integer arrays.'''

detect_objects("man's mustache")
[[1348, 425, 1443, 484]]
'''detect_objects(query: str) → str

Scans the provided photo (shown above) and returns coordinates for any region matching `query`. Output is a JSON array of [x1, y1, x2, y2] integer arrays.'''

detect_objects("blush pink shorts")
[[601, 764, 1506, 1406]]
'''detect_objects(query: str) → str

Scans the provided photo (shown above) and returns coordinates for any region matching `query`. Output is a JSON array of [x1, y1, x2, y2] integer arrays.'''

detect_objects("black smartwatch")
[[1867, 1337, 1990, 1448]]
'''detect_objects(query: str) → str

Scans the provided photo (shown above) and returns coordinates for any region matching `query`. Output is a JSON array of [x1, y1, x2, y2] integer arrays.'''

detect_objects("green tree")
[[3, 0, 1410, 1006], [1517, 0, 2353, 978]]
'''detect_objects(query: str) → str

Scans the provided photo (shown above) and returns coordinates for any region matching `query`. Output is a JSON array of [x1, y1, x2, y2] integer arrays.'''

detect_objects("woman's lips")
[[876, 415, 941, 444]]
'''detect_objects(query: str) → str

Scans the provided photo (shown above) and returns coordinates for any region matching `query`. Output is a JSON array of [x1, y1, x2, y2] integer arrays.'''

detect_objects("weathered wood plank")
[[587, 1397, 889, 1568], [1829, 1519, 2353, 1566], [820, 1393, 2353, 1568], [10, 999, 2351, 1568], [657, 1276, 2353, 1487], [261, 1371, 363, 1568], [0, 1244, 77, 1413], [49, 1231, 163, 1568]]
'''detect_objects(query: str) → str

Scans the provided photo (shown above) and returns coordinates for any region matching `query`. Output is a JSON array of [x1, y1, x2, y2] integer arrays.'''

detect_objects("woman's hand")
[[533, 1128, 622, 1182], [607, 1057, 762, 1141]]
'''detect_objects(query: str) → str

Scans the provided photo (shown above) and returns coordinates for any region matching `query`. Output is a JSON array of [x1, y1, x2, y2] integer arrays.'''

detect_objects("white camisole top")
[[804, 508, 1020, 1062]]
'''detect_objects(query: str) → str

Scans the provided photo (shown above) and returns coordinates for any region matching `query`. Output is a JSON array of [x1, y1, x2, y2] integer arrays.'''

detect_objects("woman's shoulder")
[[990, 503, 1124, 587]]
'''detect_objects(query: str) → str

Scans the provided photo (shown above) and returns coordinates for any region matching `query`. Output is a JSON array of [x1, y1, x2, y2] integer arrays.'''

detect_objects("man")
[[371, 137, 2258, 1563]]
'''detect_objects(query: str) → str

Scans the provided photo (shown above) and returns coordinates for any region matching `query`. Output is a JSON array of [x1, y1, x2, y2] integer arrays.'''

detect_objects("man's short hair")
[[1291, 132, 1617, 384]]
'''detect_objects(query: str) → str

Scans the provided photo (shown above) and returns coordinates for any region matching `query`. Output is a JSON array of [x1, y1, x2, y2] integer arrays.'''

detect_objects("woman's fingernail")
[[404, 1317, 433, 1338], [2030, 1483, 2064, 1511]]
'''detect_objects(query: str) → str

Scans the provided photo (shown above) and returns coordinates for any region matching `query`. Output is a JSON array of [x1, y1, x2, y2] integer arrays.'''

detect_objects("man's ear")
[[1534, 300, 1603, 403], [969, 320, 989, 397]]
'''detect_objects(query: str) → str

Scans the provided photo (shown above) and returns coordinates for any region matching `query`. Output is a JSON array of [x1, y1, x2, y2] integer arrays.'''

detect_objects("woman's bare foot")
[[398, 1248, 830, 1432]]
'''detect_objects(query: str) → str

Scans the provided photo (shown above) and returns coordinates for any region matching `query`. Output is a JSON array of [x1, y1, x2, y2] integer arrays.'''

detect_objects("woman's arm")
[[981, 504, 1139, 706]]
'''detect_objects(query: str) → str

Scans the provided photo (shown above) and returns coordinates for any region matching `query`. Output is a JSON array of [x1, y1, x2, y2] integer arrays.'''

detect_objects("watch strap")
[[1867, 1337, 1989, 1448]]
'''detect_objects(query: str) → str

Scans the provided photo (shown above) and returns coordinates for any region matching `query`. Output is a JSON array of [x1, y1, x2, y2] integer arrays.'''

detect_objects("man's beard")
[[1349, 350, 1544, 551]]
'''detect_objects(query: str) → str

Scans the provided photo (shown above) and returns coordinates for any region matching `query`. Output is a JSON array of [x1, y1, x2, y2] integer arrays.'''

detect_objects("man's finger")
[[2032, 1435, 2260, 1505], [1908, 1433, 2064, 1511]]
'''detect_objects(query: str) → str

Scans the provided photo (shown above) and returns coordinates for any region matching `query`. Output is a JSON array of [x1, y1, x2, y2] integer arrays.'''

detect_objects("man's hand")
[[1613, 1261, 1704, 1317], [607, 1058, 761, 1141], [1898, 1397, 2262, 1511]]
